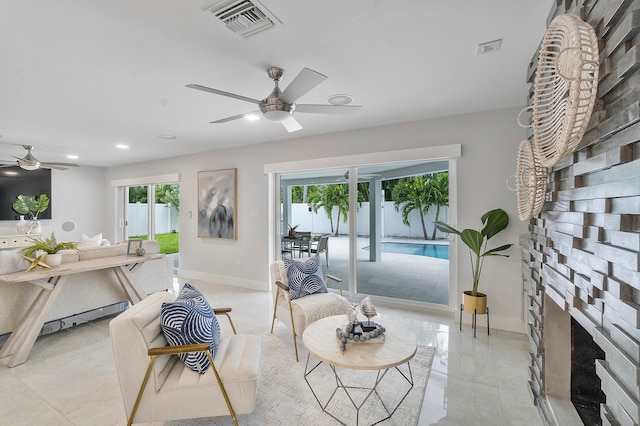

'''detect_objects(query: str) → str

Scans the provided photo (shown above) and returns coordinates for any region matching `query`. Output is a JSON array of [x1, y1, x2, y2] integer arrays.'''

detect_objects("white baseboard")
[[178, 269, 268, 292]]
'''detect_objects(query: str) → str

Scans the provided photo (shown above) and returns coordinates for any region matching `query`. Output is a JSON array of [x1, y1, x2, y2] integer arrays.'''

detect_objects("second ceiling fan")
[[186, 67, 361, 133]]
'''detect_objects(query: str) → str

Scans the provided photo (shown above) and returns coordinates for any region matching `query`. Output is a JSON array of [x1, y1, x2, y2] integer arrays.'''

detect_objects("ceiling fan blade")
[[281, 115, 302, 133], [279, 68, 327, 104], [41, 162, 79, 168], [40, 165, 68, 170], [296, 104, 363, 115], [210, 111, 261, 124], [186, 84, 261, 105], [0, 163, 16, 168]]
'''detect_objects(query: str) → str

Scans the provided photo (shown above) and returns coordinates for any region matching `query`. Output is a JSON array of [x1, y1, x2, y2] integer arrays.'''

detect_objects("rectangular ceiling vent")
[[206, 0, 282, 38]]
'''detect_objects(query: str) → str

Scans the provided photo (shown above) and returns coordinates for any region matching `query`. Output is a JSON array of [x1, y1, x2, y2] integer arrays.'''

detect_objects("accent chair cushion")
[[284, 254, 328, 300], [160, 283, 221, 374]]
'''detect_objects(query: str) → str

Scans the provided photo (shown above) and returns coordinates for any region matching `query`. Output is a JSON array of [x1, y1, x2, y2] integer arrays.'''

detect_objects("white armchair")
[[270, 260, 349, 361], [109, 291, 262, 426]]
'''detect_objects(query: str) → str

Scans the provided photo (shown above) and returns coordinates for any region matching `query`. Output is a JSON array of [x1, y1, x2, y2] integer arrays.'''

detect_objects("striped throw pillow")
[[160, 283, 221, 374], [284, 254, 328, 300]]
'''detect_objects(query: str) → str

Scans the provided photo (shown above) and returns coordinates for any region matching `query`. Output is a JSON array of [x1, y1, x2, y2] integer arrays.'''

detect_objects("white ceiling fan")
[[186, 66, 362, 133], [0, 145, 79, 170]]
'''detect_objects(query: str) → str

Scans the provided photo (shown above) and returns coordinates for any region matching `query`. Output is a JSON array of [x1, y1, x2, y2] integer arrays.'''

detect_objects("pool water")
[[364, 242, 449, 260]]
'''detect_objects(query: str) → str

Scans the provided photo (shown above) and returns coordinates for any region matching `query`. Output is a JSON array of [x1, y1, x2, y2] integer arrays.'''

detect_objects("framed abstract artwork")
[[197, 168, 237, 239]]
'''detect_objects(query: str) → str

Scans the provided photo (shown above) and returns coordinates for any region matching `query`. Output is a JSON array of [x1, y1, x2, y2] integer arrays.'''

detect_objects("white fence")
[[127, 203, 180, 237], [289, 201, 448, 239]]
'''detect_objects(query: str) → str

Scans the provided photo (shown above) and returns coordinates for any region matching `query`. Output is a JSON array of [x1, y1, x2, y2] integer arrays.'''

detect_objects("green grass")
[[129, 232, 179, 254]]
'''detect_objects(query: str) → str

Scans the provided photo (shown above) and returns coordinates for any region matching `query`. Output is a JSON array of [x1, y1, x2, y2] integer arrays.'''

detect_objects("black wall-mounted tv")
[[0, 167, 52, 220]]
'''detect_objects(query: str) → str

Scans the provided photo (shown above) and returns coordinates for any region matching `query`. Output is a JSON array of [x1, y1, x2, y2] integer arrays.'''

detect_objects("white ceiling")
[[0, 0, 552, 168]]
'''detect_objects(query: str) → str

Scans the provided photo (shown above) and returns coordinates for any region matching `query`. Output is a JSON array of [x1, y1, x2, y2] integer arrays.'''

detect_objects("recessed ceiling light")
[[67, 154, 79, 160], [158, 134, 176, 139], [244, 113, 260, 121], [115, 144, 130, 150], [327, 94, 353, 106]]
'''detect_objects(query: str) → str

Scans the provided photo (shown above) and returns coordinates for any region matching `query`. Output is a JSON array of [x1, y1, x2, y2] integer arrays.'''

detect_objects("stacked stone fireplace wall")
[[525, 0, 640, 424]]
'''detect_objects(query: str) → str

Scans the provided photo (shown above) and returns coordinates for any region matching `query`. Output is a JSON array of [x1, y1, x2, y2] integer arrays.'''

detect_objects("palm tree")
[[392, 176, 433, 239], [308, 184, 349, 236], [428, 172, 449, 239]]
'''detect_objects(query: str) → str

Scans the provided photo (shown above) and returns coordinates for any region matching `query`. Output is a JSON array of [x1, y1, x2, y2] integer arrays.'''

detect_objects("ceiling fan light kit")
[[0, 145, 79, 171], [186, 66, 362, 133]]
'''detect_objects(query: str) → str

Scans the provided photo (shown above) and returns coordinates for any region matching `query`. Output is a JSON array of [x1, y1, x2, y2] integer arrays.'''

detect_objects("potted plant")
[[433, 208, 513, 314], [22, 232, 76, 267], [12, 194, 50, 234]]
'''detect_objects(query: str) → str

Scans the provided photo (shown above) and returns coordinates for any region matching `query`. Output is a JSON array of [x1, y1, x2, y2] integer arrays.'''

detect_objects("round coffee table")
[[302, 314, 417, 425]]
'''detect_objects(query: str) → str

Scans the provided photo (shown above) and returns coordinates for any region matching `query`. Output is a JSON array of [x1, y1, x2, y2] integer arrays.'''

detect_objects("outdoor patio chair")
[[291, 231, 312, 257], [270, 259, 349, 361], [309, 234, 330, 267]]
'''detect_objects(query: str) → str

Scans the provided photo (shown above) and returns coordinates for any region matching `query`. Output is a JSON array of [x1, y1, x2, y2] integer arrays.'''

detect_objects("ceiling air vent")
[[206, 0, 282, 38]]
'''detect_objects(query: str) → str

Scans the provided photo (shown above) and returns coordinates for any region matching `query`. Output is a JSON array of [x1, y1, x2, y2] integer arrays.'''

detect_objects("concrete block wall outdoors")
[[524, 0, 640, 424]]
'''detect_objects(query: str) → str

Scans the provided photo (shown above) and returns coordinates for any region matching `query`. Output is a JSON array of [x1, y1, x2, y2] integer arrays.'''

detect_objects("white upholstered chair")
[[270, 260, 349, 361], [109, 291, 262, 426]]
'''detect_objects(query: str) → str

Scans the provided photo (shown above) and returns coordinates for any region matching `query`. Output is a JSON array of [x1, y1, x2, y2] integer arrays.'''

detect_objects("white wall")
[[101, 106, 529, 332], [0, 166, 107, 242]]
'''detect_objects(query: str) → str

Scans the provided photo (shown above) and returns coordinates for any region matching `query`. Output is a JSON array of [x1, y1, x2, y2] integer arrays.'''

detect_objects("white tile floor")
[[0, 277, 542, 425]]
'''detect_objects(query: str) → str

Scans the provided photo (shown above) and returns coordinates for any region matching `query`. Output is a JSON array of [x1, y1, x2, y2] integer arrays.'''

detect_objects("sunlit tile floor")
[[0, 277, 541, 425]]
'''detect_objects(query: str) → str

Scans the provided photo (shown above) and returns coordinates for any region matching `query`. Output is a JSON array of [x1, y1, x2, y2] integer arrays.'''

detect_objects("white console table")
[[0, 233, 41, 250], [0, 254, 162, 367]]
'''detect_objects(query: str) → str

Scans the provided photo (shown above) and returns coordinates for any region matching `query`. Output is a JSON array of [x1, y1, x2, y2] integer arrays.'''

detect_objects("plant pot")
[[17, 216, 31, 235], [462, 291, 487, 314], [29, 220, 42, 235], [45, 253, 62, 267]]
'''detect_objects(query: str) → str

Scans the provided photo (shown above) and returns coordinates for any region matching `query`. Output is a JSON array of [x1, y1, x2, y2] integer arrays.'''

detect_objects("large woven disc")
[[516, 139, 547, 221], [532, 14, 599, 167]]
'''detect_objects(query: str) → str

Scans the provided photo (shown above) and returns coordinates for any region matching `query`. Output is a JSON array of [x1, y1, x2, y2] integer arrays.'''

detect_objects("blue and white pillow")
[[284, 254, 328, 300], [160, 283, 221, 374]]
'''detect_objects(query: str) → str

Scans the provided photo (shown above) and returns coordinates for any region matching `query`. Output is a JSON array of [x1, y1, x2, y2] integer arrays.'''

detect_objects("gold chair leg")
[[206, 351, 238, 426], [270, 287, 280, 333], [288, 298, 299, 362], [128, 355, 157, 426]]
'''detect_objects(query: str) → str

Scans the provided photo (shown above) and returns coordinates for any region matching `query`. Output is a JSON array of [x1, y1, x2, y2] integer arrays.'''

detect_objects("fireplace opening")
[[571, 317, 606, 425]]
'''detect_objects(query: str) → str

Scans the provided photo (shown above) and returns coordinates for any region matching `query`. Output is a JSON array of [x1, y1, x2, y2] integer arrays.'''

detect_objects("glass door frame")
[[111, 173, 180, 244], [265, 145, 461, 311]]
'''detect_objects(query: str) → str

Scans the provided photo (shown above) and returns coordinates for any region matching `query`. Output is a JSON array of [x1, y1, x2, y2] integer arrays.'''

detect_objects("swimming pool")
[[363, 242, 449, 260]]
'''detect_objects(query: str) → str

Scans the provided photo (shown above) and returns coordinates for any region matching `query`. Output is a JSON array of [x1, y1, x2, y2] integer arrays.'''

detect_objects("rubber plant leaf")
[[483, 244, 513, 257], [481, 208, 509, 240], [433, 221, 461, 236], [459, 229, 483, 256]]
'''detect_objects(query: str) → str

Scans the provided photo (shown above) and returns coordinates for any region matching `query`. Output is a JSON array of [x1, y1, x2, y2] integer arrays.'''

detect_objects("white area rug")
[[114, 323, 434, 426]]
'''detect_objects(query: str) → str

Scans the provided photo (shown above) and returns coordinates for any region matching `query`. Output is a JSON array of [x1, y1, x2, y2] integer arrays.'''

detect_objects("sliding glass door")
[[118, 182, 180, 267], [276, 160, 451, 307]]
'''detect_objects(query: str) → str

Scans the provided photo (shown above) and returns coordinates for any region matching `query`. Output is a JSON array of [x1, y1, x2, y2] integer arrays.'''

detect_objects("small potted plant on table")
[[22, 232, 76, 267], [434, 208, 513, 315]]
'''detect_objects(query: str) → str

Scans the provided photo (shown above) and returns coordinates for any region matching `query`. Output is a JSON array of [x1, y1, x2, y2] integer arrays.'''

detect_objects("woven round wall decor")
[[532, 13, 599, 167], [515, 139, 547, 221]]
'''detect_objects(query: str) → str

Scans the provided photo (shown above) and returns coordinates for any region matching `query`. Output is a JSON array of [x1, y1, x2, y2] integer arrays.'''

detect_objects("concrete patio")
[[287, 235, 450, 307]]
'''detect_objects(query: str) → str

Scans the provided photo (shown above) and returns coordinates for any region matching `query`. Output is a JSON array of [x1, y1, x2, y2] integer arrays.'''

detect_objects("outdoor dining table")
[[282, 234, 317, 257]]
